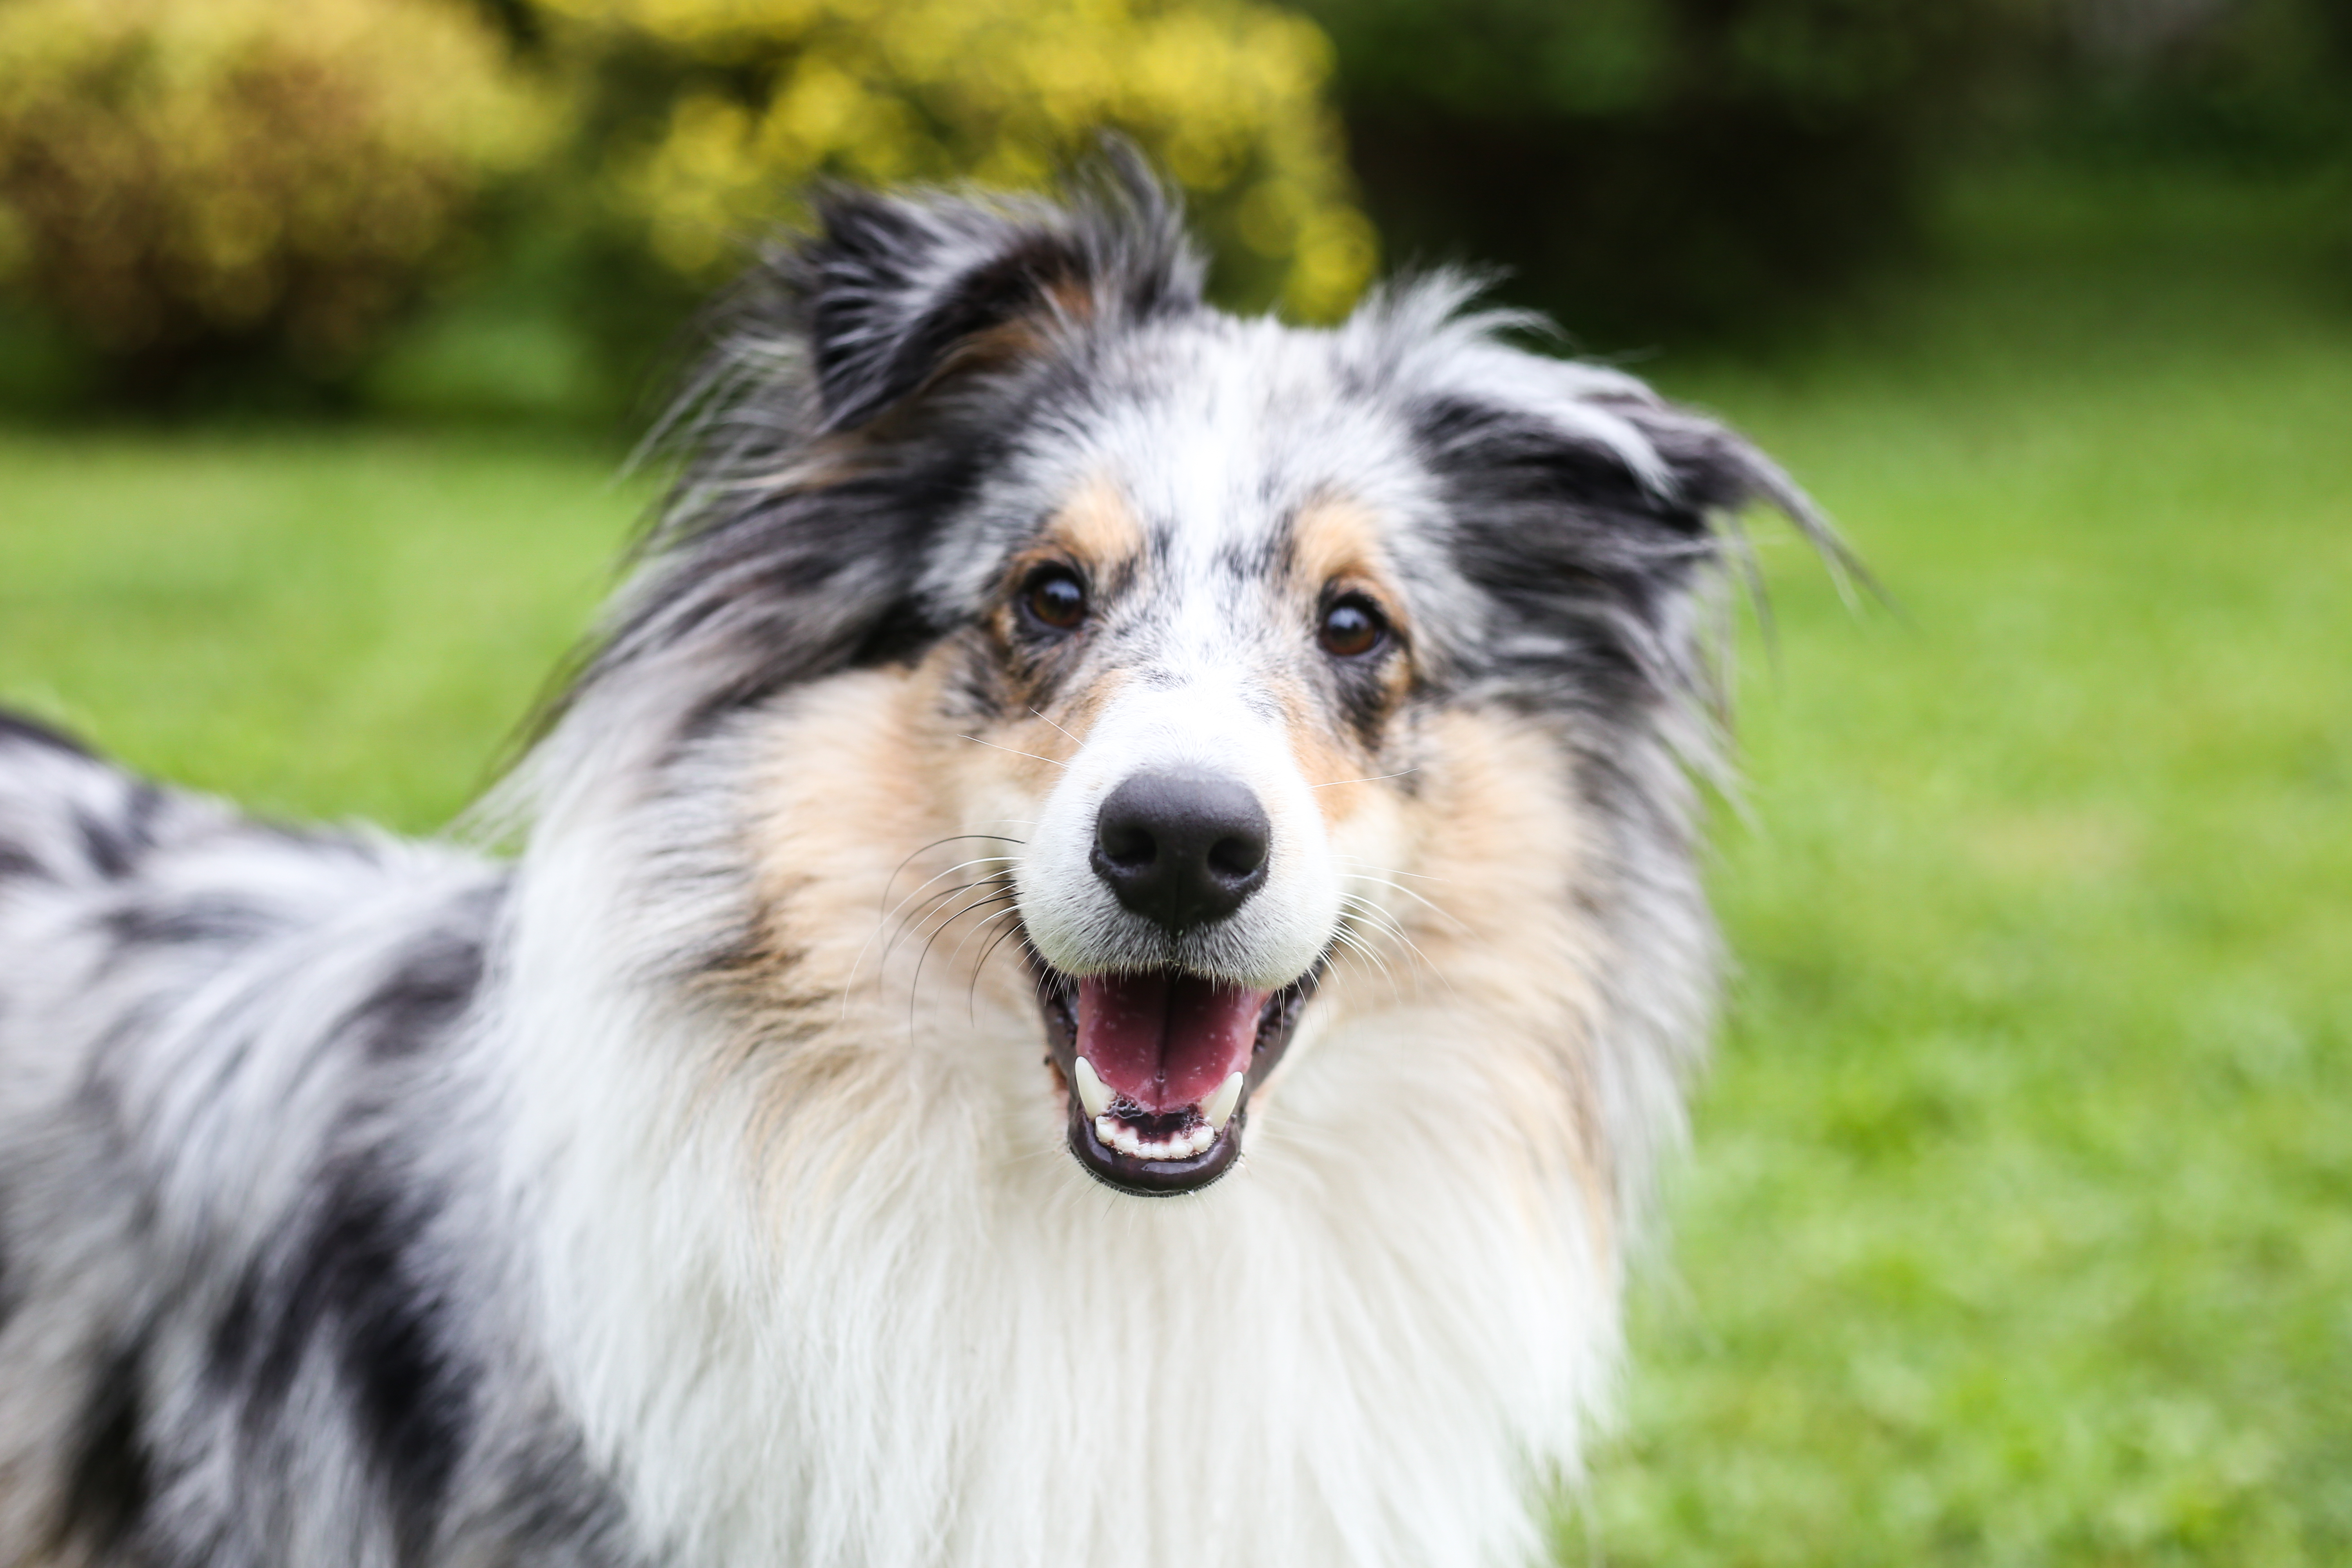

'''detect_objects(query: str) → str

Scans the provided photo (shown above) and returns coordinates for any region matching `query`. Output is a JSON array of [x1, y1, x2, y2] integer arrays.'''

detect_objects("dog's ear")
[[789, 160, 1205, 432], [1413, 365, 1843, 704]]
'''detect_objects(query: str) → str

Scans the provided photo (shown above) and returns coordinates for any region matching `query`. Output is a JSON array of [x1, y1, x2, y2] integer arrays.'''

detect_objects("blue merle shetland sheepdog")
[[0, 158, 1836, 1568]]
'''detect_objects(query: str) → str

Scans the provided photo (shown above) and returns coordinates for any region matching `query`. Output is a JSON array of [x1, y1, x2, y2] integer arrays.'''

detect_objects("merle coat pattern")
[[0, 163, 1832, 1568]]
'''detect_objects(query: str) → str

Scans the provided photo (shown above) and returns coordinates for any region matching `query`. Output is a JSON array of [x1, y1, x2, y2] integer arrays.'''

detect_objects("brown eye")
[[1318, 596, 1387, 659], [1023, 566, 1087, 632]]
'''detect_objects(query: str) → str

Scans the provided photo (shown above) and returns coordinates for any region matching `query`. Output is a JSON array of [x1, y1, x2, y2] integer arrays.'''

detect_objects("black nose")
[[1091, 769, 1272, 931]]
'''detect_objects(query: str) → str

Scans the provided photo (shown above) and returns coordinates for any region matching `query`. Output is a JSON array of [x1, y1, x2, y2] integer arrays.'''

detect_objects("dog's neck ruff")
[[482, 777, 1625, 1568]]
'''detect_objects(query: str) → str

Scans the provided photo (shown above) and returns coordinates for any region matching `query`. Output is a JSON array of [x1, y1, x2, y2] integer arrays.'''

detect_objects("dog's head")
[[564, 158, 1830, 1200]]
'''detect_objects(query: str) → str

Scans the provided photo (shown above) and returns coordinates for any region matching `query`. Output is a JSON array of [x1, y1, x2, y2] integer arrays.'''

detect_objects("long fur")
[[0, 160, 1831, 1568]]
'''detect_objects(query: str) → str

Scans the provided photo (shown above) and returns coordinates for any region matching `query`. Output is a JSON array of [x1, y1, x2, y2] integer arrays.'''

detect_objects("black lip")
[[1033, 954, 1321, 1197]]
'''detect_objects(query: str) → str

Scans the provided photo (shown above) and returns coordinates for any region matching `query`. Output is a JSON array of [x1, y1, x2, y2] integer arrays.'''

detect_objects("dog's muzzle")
[[1034, 768, 1316, 1196]]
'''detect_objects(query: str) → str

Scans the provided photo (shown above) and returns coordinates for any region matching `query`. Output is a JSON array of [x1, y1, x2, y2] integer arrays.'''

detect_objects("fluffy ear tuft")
[[1391, 301, 1857, 706], [786, 152, 1205, 432]]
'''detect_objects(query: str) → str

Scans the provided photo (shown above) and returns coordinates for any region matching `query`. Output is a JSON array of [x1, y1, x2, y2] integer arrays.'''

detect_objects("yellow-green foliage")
[[541, 0, 1375, 320], [0, 0, 552, 364]]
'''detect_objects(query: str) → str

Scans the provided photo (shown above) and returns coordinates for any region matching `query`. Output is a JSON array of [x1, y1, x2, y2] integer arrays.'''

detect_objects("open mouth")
[[1034, 958, 1318, 1196]]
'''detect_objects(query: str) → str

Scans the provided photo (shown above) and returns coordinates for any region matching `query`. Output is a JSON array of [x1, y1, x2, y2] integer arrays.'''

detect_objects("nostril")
[[1206, 830, 1267, 881], [1099, 821, 1157, 869]]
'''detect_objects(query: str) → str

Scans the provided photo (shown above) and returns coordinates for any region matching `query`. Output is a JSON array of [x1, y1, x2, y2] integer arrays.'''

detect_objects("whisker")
[[1333, 856, 1453, 884], [946, 898, 1021, 978], [959, 907, 1030, 1023], [838, 847, 1022, 1025], [878, 857, 1019, 933], [885, 870, 1005, 944], [959, 735, 1069, 769], [907, 888, 1020, 1044], [878, 835, 1027, 918], [1311, 769, 1420, 789], [873, 867, 1016, 973], [1348, 875, 1473, 935], [972, 915, 1031, 994], [1028, 706, 1082, 746], [1328, 924, 1403, 1007], [1335, 893, 1455, 1004]]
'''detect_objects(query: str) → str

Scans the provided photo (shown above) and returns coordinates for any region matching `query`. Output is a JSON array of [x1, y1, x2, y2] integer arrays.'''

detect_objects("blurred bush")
[[533, 0, 1372, 321], [1301, 0, 2352, 349], [0, 0, 1370, 414], [1300, 0, 2025, 347], [1, 0, 2343, 418], [2031, 0, 2352, 172], [0, 0, 556, 400]]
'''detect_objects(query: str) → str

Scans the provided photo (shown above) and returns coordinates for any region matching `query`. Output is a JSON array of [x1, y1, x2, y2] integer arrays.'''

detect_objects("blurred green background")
[[2, 1, 2347, 1563]]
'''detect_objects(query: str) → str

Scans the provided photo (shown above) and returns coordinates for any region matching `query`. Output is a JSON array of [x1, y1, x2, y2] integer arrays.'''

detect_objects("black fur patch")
[[342, 900, 495, 1061], [324, 1180, 471, 1566], [1416, 394, 1721, 711], [77, 785, 164, 881], [805, 208, 1087, 432], [104, 894, 279, 951], [196, 904, 498, 1557], [58, 1335, 154, 1561], [797, 153, 1200, 433], [221, 1160, 474, 1567]]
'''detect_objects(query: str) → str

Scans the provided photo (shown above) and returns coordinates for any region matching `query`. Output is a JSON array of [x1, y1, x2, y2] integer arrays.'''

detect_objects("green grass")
[[0, 428, 646, 829], [2, 180, 2347, 1566], [1579, 187, 2352, 1564]]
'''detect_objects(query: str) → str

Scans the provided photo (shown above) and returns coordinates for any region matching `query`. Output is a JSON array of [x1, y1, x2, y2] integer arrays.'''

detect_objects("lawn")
[[2, 175, 2347, 1566]]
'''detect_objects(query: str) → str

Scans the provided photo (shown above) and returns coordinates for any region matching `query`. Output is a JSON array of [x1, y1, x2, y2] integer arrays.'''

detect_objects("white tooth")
[[1203, 1072, 1244, 1131], [1073, 1056, 1112, 1119]]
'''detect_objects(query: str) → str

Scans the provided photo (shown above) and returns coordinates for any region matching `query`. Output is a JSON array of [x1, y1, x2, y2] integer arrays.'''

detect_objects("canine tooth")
[[1203, 1072, 1244, 1131], [1073, 1056, 1112, 1119]]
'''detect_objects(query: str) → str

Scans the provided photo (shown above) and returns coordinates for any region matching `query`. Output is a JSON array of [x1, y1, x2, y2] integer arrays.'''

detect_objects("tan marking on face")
[[721, 659, 1053, 1185], [979, 476, 1147, 719], [1276, 498, 1416, 826], [1312, 705, 1618, 1261], [1272, 670, 1379, 829], [975, 664, 1131, 785], [724, 639, 1115, 1097], [1290, 495, 1390, 590], [1043, 474, 1146, 567]]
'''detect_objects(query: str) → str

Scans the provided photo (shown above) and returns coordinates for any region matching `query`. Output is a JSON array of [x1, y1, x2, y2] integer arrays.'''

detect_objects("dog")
[[0, 159, 1833, 1567]]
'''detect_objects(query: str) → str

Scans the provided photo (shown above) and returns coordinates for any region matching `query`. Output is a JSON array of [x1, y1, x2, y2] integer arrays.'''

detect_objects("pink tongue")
[[1076, 973, 1270, 1113]]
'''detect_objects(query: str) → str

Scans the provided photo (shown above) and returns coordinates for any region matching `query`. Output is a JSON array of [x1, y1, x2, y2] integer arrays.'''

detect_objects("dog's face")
[[583, 165, 1821, 1199], [936, 388, 1442, 1192]]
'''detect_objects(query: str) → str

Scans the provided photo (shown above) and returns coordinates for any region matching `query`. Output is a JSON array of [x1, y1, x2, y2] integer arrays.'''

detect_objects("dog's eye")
[[1318, 596, 1387, 659], [1022, 566, 1088, 632]]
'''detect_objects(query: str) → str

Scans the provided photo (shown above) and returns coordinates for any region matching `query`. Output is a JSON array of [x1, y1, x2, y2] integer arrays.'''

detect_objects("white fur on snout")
[[1018, 679, 1338, 988]]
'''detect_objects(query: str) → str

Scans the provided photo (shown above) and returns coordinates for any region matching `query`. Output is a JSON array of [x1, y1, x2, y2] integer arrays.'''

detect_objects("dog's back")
[[0, 717, 621, 1566]]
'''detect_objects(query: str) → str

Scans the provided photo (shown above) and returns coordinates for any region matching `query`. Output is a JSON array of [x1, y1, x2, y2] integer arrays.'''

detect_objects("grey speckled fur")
[[0, 158, 1835, 1568]]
